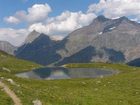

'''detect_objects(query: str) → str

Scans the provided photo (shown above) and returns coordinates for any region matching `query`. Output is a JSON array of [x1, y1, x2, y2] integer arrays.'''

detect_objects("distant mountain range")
[[55, 15, 140, 66], [0, 41, 16, 55], [1, 15, 140, 66]]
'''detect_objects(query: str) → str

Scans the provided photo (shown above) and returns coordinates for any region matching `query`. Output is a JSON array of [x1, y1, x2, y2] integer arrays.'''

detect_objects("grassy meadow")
[[0, 51, 140, 105]]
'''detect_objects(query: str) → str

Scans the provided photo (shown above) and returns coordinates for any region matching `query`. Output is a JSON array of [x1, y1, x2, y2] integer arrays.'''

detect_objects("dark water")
[[16, 67, 118, 80]]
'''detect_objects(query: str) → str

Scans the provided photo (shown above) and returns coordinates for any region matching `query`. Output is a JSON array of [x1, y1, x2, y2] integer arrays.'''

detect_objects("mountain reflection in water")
[[16, 67, 118, 80]]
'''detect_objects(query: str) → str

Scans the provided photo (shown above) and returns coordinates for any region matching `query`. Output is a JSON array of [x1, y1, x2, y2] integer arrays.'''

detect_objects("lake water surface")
[[16, 67, 118, 80]]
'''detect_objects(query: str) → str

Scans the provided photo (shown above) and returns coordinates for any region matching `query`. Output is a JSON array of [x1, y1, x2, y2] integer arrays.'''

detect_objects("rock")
[[2, 67, 11, 72], [7, 79, 15, 85], [32, 99, 42, 105]]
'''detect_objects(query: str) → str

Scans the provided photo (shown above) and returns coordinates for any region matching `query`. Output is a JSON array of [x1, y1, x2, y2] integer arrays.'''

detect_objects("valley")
[[0, 16, 140, 105], [0, 49, 140, 105], [1, 0, 140, 105]]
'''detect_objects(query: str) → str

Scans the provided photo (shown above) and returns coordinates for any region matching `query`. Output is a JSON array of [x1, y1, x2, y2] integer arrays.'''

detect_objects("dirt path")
[[0, 80, 22, 105]]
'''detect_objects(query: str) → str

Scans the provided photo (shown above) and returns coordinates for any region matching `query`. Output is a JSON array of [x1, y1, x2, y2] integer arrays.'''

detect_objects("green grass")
[[0, 87, 14, 105], [0, 51, 42, 74], [0, 51, 140, 105], [64, 62, 139, 72], [4, 67, 140, 105], [0, 51, 42, 104], [2, 62, 140, 105]]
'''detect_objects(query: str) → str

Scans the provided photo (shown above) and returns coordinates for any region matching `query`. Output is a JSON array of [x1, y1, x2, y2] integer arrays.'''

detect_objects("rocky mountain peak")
[[25, 30, 43, 44], [119, 16, 129, 21], [114, 16, 132, 25], [97, 15, 110, 21], [15, 15, 140, 66], [90, 15, 110, 25]]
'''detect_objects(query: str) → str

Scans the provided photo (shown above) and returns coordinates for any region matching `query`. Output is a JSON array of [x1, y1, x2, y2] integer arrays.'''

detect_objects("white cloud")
[[50, 35, 64, 41], [4, 16, 20, 24], [0, 28, 29, 46], [4, 3, 52, 24], [3, 1, 140, 46], [88, 0, 140, 21], [29, 11, 96, 36], [26, 3, 52, 23], [2, 6, 96, 45]]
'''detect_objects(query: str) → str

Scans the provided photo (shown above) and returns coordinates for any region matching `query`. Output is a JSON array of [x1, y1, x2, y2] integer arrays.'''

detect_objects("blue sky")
[[0, 0, 98, 28], [0, 0, 140, 46]]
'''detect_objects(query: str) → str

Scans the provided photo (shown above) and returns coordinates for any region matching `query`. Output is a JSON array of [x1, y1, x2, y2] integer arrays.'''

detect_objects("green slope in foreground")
[[0, 51, 140, 105], [0, 50, 42, 104], [0, 51, 42, 74], [0, 87, 14, 105]]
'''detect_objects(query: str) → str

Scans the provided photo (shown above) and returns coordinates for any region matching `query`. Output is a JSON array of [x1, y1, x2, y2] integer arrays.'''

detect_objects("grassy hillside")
[[2, 63, 140, 105], [0, 50, 42, 74], [5, 69, 139, 105], [64, 63, 139, 72], [0, 51, 42, 104], [0, 51, 140, 105]]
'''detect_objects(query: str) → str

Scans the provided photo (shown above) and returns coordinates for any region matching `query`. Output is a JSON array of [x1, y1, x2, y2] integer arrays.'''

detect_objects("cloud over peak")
[[29, 11, 96, 36], [88, 0, 140, 21]]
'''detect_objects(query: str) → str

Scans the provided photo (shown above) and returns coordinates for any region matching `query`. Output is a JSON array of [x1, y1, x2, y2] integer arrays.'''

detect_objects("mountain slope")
[[56, 16, 140, 64], [0, 50, 41, 73], [0, 41, 16, 55], [56, 46, 125, 65], [15, 16, 140, 66], [15, 31, 61, 65]]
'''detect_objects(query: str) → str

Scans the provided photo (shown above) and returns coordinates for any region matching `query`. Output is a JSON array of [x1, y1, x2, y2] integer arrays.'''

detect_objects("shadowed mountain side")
[[56, 46, 125, 66], [14, 16, 140, 66], [15, 34, 61, 65], [103, 48, 125, 62], [33, 67, 69, 79], [56, 46, 96, 66], [127, 58, 140, 67], [57, 16, 140, 63]]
